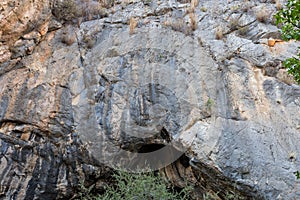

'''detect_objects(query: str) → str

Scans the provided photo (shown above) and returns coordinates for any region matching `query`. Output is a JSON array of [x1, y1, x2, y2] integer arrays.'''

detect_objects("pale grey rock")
[[0, 0, 299, 199]]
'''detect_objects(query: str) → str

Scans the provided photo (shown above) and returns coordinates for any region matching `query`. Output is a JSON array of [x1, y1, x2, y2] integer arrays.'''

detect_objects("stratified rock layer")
[[0, 0, 300, 199]]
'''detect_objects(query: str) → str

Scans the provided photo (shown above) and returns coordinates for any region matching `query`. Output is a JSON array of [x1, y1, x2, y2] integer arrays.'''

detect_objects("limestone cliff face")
[[0, 0, 300, 199]]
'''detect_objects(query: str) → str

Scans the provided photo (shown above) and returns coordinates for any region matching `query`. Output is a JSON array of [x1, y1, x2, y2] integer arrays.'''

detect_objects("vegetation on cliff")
[[77, 170, 192, 200], [275, 0, 300, 84], [275, 0, 300, 179]]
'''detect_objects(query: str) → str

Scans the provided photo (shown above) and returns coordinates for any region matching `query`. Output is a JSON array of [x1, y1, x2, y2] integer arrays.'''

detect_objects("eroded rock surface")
[[0, 0, 300, 199]]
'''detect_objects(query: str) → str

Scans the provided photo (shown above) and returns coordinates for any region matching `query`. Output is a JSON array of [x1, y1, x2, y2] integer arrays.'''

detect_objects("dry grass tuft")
[[129, 17, 138, 35], [98, 0, 115, 8], [229, 17, 239, 30], [270, 15, 277, 25], [61, 31, 76, 46], [164, 18, 192, 35], [76, 17, 83, 28], [200, 6, 207, 12], [275, 0, 282, 9], [271, 0, 282, 9], [237, 26, 249, 36], [277, 69, 296, 85], [53, 0, 79, 21], [189, 13, 197, 31], [215, 26, 224, 40], [190, 0, 199, 11], [256, 7, 269, 23], [83, 34, 95, 48], [86, 38, 95, 48], [241, 1, 251, 12]]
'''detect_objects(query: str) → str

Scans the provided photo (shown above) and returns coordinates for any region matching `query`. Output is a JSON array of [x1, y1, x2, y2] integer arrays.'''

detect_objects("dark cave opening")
[[136, 127, 172, 153], [137, 143, 165, 153]]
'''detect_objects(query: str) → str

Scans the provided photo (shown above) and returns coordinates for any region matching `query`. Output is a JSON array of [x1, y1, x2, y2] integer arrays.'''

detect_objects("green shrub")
[[206, 98, 214, 110], [78, 170, 192, 200], [97, 171, 192, 200], [275, 0, 300, 41], [283, 56, 300, 83], [294, 171, 300, 179], [275, 0, 300, 180], [275, 0, 300, 84]]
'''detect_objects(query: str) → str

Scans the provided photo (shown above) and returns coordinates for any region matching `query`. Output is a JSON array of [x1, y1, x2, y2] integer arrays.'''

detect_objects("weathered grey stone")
[[0, 0, 299, 199]]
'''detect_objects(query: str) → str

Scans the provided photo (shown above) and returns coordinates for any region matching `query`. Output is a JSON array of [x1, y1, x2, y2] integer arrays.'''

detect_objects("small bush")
[[230, 5, 240, 12], [52, 0, 79, 21], [53, 0, 109, 22], [270, 15, 277, 25], [164, 18, 192, 35], [276, 1, 282, 10], [206, 98, 214, 111], [215, 26, 224, 39], [256, 8, 269, 23], [189, 13, 197, 31], [190, 0, 199, 11], [100, 171, 192, 200], [294, 171, 300, 179], [284, 57, 300, 84], [271, 0, 282, 9], [241, 2, 251, 12], [83, 34, 95, 48], [275, 0, 300, 84], [86, 38, 95, 48], [79, 0, 109, 21], [237, 26, 249, 36], [61, 29, 76, 46], [77, 170, 192, 200], [129, 17, 138, 35], [203, 192, 219, 200], [225, 191, 245, 200], [98, 0, 115, 8], [276, 68, 296, 85], [229, 17, 239, 30], [200, 7, 207, 12]]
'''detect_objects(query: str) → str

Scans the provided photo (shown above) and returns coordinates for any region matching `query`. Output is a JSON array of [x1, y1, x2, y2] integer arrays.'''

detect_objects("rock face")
[[0, 0, 300, 199]]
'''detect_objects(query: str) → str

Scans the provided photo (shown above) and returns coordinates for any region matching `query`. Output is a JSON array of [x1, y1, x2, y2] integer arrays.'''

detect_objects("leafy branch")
[[275, 0, 300, 84]]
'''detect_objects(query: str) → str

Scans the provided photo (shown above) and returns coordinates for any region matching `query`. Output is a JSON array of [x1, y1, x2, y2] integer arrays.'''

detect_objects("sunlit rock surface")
[[0, 0, 299, 199]]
